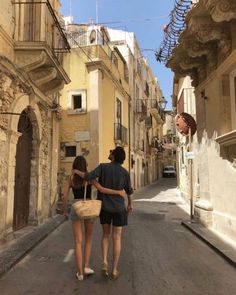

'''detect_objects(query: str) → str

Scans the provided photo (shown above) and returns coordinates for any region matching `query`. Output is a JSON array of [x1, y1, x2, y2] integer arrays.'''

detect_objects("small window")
[[65, 146, 76, 157], [72, 95, 82, 110], [68, 90, 87, 114], [89, 30, 96, 44]]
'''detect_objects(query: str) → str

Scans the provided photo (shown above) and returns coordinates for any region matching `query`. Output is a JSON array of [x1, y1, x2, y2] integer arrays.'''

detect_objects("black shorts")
[[99, 209, 128, 227]]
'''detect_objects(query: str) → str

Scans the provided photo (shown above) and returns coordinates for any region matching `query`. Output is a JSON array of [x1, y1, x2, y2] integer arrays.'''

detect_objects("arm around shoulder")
[[92, 180, 126, 197]]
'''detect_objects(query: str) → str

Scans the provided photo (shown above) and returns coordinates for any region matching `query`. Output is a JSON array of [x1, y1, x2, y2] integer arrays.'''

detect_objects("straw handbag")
[[72, 182, 102, 219]]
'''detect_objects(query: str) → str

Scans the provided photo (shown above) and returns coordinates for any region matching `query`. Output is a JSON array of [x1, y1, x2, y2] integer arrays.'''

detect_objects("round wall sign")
[[175, 112, 197, 136]]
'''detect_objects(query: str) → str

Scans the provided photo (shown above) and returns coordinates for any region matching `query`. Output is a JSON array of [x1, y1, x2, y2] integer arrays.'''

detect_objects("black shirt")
[[72, 184, 92, 200], [84, 162, 133, 212]]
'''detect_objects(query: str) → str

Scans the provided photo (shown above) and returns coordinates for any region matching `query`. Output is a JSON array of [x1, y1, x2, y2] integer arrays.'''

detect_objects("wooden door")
[[13, 112, 32, 230]]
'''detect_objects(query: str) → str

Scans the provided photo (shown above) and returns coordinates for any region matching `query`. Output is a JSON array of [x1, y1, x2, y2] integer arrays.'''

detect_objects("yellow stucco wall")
[[60, 44, 130, 175]]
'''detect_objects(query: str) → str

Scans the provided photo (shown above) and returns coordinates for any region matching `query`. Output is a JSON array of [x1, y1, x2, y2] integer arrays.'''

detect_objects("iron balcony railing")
[[136, 99, 165, 121], [114, 123, 128, 145], [13, 1, 70, 61], [135, 99, 147, 115]]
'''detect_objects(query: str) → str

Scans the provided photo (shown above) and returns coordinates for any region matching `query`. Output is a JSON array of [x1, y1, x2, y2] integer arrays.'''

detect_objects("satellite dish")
[[175, 112, 197, 136]]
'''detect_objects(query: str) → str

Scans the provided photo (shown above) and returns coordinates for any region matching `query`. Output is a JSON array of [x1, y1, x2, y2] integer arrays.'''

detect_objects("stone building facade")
[[108, 28, 165, 189], [0, 0, 69, 241], [168, 0, 236, 243], [59, 23, 165, 193], [162, 110, 177, 170], [59, 24, 130, 194]]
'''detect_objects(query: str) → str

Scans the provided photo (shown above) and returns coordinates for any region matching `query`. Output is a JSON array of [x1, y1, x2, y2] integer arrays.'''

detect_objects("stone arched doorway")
[[13, 110, 33, 230]]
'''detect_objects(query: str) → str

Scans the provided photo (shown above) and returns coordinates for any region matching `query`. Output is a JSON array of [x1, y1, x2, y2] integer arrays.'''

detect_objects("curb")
[[182, 220, 236, 268], [0, 214, 65, 278]]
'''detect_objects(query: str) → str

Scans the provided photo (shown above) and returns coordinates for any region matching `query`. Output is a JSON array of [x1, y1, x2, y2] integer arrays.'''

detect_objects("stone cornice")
[[167, 0, 235, 87], [0, 55, 32, 95], [0, 55, 53, 105], [181, 35, 213, 58], [202, 0, 236, 22], [215, 130, 236, 146], [188, 15, 231, 52]]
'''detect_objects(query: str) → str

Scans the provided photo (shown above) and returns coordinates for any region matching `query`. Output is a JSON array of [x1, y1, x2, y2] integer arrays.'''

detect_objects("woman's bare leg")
[[84, 219, 94, 268], [72, 221, 83, 275]]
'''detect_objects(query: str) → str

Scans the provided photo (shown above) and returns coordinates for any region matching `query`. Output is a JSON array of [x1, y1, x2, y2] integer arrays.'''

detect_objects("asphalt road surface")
[[0, 178, 235, 295]]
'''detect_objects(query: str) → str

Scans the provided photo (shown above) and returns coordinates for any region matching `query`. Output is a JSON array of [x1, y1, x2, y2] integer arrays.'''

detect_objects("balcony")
[[151, 137, 163, 152], [135, 99, 147, 120], [136, 99, 165, 123], [114, 123, 128, 145], [147, 99, 165, 123], [145, 116, 152, 128], [13, 0, 70, 94]]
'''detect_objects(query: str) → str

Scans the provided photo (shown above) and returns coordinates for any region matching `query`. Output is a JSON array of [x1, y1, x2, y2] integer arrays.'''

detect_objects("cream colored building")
[[59, 23, 130, 190], [167, 0, 236, 243], [59, 23, 165, 192], [162, 110, 177, 169], [0, 0, 69, 240], [107, 29, 165, 189]]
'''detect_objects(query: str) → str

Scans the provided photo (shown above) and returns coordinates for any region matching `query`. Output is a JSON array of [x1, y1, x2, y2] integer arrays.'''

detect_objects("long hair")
[[71, 156, 87, 188]]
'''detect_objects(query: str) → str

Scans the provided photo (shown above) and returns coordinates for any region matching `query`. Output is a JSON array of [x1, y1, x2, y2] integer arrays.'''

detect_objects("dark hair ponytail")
[[71, 156, 87, 188]]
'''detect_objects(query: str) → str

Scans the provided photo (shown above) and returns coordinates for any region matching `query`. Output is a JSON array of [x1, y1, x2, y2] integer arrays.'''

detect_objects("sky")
[[60, 0, 175, 109]]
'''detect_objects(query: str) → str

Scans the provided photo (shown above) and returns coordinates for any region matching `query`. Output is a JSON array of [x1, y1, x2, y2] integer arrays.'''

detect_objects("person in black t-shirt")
[[63, 155, 125, 281], [73, 147, 133, 280]]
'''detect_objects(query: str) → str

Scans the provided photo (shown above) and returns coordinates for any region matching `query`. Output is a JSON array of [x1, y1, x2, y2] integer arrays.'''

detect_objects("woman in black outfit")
[[63, 156, 125, 281]]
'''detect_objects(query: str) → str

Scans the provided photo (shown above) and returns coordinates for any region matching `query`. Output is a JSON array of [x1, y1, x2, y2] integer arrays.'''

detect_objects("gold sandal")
[[111, 270, 120, 280], [101, 262, 109, 277]]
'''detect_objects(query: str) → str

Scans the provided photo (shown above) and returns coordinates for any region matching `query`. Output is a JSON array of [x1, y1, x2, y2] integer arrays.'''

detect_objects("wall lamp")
[[158, 96, 168, 111]]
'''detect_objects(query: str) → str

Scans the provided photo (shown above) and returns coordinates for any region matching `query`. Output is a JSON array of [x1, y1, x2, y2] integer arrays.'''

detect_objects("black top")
[[72, 184, 92, 200], [84, 162, 133, 212]]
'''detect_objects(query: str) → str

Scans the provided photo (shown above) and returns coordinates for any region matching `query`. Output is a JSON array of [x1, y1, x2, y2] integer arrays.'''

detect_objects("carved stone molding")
[[189, 15, 230, 45], [179, 56, 206, 71], [183, 37, 212, 58], [0, 60, 32, 130], [16, 51, 48, 73], [14, 46, 70, 94], [202, 0, 236, 22], [30, 68, 58, 86], [167, 4, 234, 86], [167, 57, 199, 86], [206, 45, 218, 73], [0, 56, 32, 95]]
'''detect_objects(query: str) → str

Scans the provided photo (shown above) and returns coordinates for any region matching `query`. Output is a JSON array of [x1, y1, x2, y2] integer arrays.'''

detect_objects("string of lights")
[[155, 0, 196, 63]]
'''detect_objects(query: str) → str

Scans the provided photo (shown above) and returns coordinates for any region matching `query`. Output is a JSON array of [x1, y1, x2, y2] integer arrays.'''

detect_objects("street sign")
[[185, 151, 194, 159]]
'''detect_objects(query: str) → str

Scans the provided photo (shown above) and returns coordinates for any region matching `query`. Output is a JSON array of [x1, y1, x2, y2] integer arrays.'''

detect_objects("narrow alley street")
[[0, 178, 235, 295]]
